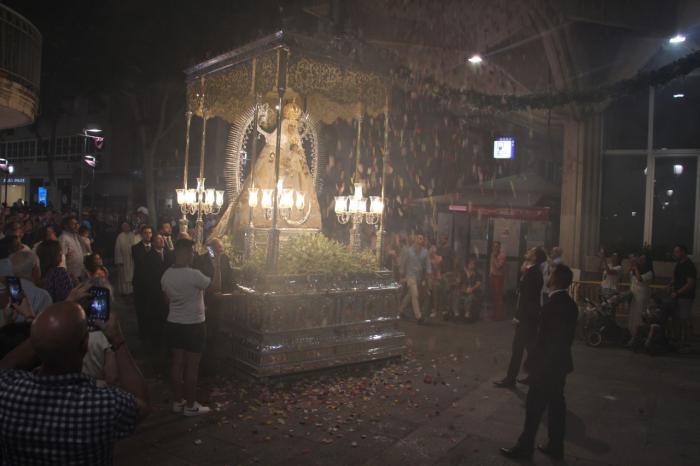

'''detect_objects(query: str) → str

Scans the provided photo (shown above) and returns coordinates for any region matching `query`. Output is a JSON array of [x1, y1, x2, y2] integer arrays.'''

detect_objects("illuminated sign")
[[38, 187, 47, 206], [493, 137, 515, 160]]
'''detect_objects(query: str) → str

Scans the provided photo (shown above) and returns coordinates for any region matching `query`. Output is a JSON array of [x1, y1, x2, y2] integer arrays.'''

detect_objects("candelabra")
[[334, 182, 384, 253], [176, 178, 224, 243], [248, 179, 307, 222]]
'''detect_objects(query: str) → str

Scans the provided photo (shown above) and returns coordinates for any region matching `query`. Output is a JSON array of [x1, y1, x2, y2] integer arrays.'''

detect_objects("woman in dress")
[[628, 252, 654, 342], [36, 239, 74, 303]]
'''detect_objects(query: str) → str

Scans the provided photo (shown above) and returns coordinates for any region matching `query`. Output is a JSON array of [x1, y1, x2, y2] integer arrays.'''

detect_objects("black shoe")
[[517, 377, 529, 385], [416, 317, 425, 325], [500, 445, 533, 460], [493, 378, 516, 388], [537, 443, 563, 460]]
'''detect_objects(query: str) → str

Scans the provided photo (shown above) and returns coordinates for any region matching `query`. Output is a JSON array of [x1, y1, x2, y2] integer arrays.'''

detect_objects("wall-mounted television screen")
[[493, 137, 515, 160]]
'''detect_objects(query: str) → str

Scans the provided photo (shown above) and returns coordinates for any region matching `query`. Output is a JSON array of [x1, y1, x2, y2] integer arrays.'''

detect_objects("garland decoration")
[[393, 50, 700, 111]]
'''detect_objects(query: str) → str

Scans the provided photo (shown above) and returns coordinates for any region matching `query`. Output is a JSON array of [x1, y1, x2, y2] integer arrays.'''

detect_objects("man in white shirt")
[[58, 216, 85, 280], [161, 238, 211, 417], [10, 250, 52, 319]]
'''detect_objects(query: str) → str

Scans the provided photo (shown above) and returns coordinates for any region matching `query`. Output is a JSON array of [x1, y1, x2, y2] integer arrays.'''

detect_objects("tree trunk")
[[144, 144, 157, 226], [127, 87, 179, 227]]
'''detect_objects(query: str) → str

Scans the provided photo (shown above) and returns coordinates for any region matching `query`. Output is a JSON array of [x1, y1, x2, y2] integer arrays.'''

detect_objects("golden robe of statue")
[[231, 100, 322, 235]]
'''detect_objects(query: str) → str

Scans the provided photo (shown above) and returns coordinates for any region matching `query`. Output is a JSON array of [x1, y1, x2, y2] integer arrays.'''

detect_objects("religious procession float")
[[180, 31, 406, 378]]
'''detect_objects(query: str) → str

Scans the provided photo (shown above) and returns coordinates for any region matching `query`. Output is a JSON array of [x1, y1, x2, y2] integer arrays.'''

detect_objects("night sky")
[[3, 0, 289, 114]]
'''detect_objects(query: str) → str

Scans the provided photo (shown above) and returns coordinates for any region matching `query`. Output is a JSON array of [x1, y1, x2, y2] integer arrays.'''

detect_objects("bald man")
[[0, 302, 149, 465]]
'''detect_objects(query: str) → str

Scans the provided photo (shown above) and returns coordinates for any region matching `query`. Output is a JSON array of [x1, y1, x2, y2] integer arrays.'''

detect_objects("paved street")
[[113, 301, 700, 466]]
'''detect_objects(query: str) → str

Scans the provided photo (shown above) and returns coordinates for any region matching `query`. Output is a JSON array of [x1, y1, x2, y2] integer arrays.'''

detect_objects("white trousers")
[[401, 277, 422, 319]]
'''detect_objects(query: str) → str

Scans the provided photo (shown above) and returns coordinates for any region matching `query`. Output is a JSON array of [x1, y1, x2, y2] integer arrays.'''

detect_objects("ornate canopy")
[[184, 30, 390, 124]]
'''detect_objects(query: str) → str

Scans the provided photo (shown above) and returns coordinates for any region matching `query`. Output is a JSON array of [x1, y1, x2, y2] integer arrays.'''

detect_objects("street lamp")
[[78, 124, 102, 220]]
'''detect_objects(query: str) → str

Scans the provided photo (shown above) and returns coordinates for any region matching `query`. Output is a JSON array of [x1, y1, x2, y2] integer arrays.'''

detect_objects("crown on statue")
[[283, 99, 303, 121]]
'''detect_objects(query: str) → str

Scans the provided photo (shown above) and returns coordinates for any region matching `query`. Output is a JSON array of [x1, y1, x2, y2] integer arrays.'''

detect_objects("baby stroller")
[[582, 292, 631, 347], [630, 296, 676, 355]]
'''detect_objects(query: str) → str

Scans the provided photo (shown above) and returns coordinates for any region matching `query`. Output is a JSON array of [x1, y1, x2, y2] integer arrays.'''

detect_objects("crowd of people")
[[385, 232, 567, 327], [0, 198, 696, 463], [597, 244, 696, 352], [0, 202, 234, 463]]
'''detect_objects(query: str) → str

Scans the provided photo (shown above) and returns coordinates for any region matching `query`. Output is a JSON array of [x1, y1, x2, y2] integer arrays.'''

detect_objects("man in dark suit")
[[501, 264, 579, 461], [131, 225, 153, 342], [495, 247, 546, 388], [146, 234, 174, 346]]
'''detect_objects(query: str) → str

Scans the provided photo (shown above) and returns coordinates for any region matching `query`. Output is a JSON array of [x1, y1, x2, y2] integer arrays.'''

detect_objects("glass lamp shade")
[[279, 188, 294, 210], [176, 189, 186, 206], [334, 196, 349, 213], [369, 196, 384, 214], [248, 188, 259, 207], [261, 189, 274, 209], [350, 197, 367, 214], [216, 190, 224, 206], [295, 191, 305, 210], [185, 189, 197, 205], [205, 189, 216, 206], [352, 182, 363, 200]]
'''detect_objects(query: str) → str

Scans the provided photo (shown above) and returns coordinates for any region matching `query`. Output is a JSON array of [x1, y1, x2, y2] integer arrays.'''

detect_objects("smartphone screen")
[[6, 276, 23, 304], [87, 286, 110, 328]]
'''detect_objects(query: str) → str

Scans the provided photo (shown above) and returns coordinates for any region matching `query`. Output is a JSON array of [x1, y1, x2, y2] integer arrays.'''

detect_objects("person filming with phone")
[[0, 301, 150, 465], [161, 238, 212, 416], [9, 250, 52, 321]]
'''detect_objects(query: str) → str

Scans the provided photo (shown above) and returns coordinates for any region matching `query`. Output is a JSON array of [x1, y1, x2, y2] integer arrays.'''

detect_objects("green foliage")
[[242, 234, 376, 276]]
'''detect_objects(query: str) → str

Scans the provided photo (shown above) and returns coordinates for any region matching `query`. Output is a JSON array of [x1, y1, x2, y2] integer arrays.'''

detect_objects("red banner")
[[448, 204, 550, 221]]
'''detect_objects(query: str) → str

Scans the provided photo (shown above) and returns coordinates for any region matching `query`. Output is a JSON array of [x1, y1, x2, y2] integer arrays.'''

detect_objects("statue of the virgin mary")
[[219, 99, 322, 244]]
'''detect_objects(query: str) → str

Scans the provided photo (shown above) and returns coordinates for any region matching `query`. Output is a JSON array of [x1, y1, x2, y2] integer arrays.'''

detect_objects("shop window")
[[654, 76, 700, 150], [651, 157, 696, 259], [600, 156, 646, 255]]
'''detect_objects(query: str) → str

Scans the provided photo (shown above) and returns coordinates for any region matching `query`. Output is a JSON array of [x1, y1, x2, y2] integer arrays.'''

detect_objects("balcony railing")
[[0, 4, 41, 93]]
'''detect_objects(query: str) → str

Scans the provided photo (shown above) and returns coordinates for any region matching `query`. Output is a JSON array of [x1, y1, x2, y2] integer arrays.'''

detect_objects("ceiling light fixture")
[[468, 54, 483, 64], [673, 93, 685, 98]]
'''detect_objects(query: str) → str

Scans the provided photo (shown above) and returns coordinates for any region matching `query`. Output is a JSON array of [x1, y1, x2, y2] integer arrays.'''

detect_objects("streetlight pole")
[[78, 129, 86, 220], [4, 165, 14, 206], [78, 124, 102, 221]]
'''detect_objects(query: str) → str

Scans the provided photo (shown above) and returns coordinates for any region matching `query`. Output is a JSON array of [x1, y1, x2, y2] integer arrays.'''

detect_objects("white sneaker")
[[429, 312, 437, 318], [183, 401, 211, 417], [172, 399, 186, 413]]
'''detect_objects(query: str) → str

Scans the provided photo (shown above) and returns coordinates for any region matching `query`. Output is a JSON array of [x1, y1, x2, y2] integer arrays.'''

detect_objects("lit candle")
[[370, 196, 384, 214], [335, 196, 348, 213], [248, 188, 259, 207], [261, 189, 274, 209], [295, 191, 305, 210]]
